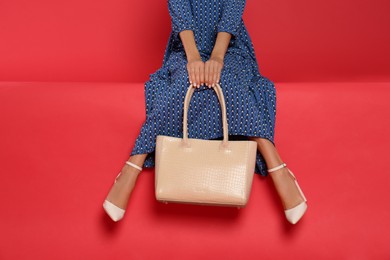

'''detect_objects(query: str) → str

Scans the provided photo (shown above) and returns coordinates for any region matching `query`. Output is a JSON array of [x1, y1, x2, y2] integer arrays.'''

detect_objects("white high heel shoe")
[[268, 162, 308, 224], [103, 161, 143, 222]]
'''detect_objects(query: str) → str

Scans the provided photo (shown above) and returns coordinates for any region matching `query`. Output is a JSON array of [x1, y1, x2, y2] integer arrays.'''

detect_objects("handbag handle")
[[182, 83, 229, 148]]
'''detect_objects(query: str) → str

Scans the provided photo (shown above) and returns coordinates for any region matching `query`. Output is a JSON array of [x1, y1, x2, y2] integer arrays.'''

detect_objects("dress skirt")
[[130, 50, 276, 177]]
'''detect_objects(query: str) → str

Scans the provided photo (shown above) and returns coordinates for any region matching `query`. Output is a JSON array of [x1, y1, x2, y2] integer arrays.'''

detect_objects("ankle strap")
[[267, 162, 287, 173], [126, 161, 143, 171]]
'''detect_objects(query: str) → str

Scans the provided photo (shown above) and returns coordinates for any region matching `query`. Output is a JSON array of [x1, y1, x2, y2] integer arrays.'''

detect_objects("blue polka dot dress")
[[130, 0, 277, 177]]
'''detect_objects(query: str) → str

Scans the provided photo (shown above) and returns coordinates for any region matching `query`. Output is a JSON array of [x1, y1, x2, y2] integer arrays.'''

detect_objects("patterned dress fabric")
[[130, 0, 277, 176]]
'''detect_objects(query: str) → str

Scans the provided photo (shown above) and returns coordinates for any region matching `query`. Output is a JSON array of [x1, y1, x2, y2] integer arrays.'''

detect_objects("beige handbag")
[[155, 83, 257, 208]]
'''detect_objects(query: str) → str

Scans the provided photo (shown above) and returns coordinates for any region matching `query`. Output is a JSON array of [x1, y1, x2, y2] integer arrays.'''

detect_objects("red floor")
[[0, 81, 389, 259]]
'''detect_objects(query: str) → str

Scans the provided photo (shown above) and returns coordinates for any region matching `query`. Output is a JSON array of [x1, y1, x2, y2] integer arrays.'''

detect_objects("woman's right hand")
[[186, 56, 205, 88]]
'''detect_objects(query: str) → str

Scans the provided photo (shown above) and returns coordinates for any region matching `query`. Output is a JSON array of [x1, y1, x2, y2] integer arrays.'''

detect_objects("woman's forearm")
[[203, 32, 231, 87], [180, 30, 204, 87], [211, 32, 231, 59], [179, 30, 201, 61]]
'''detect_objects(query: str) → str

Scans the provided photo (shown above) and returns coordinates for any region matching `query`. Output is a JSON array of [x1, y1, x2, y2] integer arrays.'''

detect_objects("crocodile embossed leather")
[[155, 83, 257, 207]]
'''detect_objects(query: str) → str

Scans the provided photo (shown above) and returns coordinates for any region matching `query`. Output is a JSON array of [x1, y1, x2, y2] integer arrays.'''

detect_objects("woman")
[[103, 0, 308, 224]]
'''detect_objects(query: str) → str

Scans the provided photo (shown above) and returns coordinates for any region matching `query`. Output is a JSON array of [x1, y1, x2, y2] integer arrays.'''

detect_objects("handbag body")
[[155, 83, 257, 207]]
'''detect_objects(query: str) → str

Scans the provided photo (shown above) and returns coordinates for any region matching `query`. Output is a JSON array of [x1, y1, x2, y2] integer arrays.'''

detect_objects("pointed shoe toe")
[[103, 200, 125, 222], [284, 201, 308, 224]]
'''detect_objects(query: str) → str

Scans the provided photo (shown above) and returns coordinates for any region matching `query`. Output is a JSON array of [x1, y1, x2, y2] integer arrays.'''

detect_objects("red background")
[[1, 82, 389, 259], [0, 0, 389, 82], [1, 0, 390, 259]]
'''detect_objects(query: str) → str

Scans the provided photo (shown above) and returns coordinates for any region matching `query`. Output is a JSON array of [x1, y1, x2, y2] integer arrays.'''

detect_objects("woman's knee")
[[248, 136, 271, 144]]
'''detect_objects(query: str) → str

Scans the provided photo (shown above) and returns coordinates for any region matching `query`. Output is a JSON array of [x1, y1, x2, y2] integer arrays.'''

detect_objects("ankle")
[[269, 167, 288, 182], [268, 162, 286, 175], [124, 164, 142, 176]]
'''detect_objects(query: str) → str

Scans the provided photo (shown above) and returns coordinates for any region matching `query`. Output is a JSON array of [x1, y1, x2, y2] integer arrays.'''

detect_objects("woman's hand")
[[179, 30, 229, 89], [186, 56, 205, 88], [205, 55, 224, 88], [186, 55, 224, 88]]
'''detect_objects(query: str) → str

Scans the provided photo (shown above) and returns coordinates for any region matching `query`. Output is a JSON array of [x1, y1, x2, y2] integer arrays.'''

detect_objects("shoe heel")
[[114, 172, 121, 183]]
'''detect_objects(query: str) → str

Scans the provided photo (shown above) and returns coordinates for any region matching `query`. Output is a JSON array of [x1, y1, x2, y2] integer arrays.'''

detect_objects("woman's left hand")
[[205, 55, 224, 88]]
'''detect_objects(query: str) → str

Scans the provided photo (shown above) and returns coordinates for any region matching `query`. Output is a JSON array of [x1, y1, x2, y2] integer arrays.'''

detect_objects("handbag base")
[[157, 198, 245, 209]]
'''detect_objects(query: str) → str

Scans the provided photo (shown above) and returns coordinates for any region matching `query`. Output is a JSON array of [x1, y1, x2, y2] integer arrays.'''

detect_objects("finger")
[[187, 64, 192, 85], [209, 65, 214, 87], [213, 63, 219, 86], [216, 65, 222, 85], [204, 62, 210, 87], [196, 65, 201, 88], [200, 63, 205, 87], [190, 66, 196, 87], [187, 66, 193, 87]]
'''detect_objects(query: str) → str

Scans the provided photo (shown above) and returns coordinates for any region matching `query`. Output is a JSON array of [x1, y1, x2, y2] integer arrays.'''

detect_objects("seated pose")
[[103, 0, 308, 224]]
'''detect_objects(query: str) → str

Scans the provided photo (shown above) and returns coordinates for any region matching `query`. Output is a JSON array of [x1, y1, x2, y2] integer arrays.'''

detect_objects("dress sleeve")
[[168, 0, 196, 36], [216, 0, 246, 38]]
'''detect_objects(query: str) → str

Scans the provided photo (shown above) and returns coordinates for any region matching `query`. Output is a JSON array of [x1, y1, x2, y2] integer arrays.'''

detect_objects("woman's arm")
[[205, 0, 246, 87], [168, 0, 196, 38], [168, 0, 203, 88], [179, 30, 204, 88], [216, 0, 246, 39], [206, 32, 231, 87]]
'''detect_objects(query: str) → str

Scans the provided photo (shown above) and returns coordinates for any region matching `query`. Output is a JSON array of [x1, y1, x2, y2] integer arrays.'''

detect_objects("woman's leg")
[[104, 153, 148, 210], [248, 136, 305, 210]]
